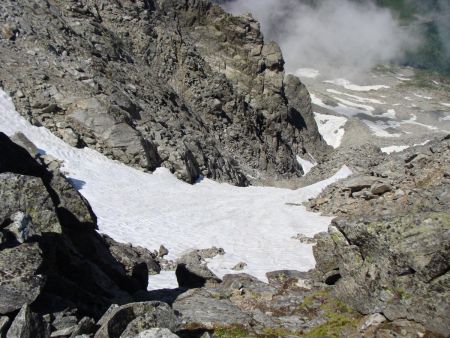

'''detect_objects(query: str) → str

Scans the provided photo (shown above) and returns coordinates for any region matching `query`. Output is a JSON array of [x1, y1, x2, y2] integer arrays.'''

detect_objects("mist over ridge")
[[221, 0, 448, 78]]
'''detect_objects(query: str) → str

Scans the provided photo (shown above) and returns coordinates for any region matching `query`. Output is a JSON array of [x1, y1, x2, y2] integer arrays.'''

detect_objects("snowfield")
[[0, 89, 351, 289]]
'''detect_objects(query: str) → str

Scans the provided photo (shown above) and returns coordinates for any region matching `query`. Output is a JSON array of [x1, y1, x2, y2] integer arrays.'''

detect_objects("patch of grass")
[[262, 327, 300, 337], [398, 68, 450, 93], [214, 325, 251, 338], [305, 313, 359, 338], [298, 289, 331, 310], [302, 291, 361, 338], [213, 325, 302, 338]]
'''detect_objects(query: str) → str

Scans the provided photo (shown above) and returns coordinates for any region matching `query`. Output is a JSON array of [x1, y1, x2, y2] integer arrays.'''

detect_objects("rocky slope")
[[0, 132, 163, 334], [1, 130, 448, 338], [307, 135, 450, 336], [0, 0, 449, 337], [0, 0, 329, 186]]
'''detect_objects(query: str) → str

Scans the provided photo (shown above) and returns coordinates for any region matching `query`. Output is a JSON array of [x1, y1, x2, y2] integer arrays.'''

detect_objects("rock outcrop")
[[0, 132, 145, 319], [0, 0, 329, 186], [94, 301, 180, 338], [175, 250, 222, 289], [102, 234, 161, 290], [309, 136, 450, 336]]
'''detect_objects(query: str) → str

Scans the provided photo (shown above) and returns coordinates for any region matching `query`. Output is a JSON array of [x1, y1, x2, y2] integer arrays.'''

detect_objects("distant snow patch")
[[441, 103, 450, 108], [401, 114, 438, 131], [382, 109, 397, 119], [381, 145, 409, 154], [381, 140, 430, 154], [296, 155, 316, 175], [363, 120, 401, 138], [313, 112, 347, 148], [311, 94, 366, 117], [396, 76, 411, 81], [332, 96, 375, 112], [324, 78, 390, 92], [295, 68, 320, 79], [326, 89, 385, 104], [413, 93, 432, 100]]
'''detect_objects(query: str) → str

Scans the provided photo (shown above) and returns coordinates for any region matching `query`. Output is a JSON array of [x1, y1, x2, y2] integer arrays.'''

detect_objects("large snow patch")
[[0, 89, 351, 287]]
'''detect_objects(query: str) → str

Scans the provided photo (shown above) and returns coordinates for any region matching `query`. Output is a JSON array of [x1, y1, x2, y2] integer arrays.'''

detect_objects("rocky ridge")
[[0, 0, 329, 186], [307, 136, 450, 336]]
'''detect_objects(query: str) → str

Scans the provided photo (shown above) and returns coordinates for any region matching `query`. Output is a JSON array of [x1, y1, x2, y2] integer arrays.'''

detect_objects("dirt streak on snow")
[[0, 89, 352, 286]]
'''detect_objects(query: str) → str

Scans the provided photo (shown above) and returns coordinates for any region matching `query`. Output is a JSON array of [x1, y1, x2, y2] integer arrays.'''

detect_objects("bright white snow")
[[324, 78, 390, 92], [381, 140, 430, 154], [148, 271, 179, 291], [0, 89, 352, 288], [382, 109, 397, 119], [313, 112, 347, 148], [296, 155, 316, 174], [380, 145, 409, 154], [441, 103, 450, 108]]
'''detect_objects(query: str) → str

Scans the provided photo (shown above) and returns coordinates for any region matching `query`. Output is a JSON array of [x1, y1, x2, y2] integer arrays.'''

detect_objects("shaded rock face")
[[175, 250, 222, 289], [94, 301, 180, 338], [102, 234, 161, 290], [0, 132, 145, 318], [0, 0, 329, 186], [309, 136, 450, 336], [0, 243, 45, 314], [7, 304, 50, 338]]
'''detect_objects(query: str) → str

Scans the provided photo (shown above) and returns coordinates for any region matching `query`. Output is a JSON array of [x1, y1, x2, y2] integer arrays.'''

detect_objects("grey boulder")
[[94, 302, 179, 338], [175, 251, 221, 288], [6, 304, 49, 338], [0, 242, 45, 314], [132, 328, 179, 338]]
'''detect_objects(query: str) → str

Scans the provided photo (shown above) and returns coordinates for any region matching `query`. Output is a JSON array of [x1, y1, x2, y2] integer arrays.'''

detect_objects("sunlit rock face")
[[0, 0, 329, 187]]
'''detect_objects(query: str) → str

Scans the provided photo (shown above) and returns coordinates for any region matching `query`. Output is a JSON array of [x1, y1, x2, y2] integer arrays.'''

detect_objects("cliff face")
[[0, 0, 329, 186]]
